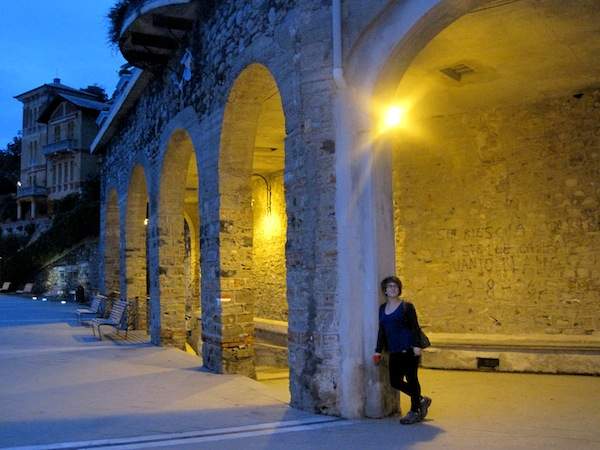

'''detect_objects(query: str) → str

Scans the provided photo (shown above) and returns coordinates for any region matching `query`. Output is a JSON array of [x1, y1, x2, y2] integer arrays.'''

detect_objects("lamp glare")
[[383, 105, 405, 130]]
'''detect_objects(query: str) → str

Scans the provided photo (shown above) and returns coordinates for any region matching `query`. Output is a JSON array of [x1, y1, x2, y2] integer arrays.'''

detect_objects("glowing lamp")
[[381, 105, 406, 131]]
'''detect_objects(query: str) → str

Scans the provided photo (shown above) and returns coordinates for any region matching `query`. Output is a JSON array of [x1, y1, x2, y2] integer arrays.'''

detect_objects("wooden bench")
[[90, 300, 128, 340], [0, 282, 10, 292], [76, 295, 106, 324], [16, 283, 33, 294]]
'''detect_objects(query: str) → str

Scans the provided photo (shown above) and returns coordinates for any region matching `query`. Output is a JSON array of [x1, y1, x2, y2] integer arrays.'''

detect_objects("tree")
[[0, 136, 21, 195]]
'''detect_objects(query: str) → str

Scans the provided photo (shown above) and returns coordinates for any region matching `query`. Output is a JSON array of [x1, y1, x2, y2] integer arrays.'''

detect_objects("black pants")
[[389, 351, 421, 412]]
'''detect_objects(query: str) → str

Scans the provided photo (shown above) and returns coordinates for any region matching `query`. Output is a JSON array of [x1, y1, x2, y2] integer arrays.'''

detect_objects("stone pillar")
[[31, 200, 36, 219], [17, 202, 22, 220], [125, 166, 149, 331], [335, 90, 398, 418], [104, 189, 121, 295]]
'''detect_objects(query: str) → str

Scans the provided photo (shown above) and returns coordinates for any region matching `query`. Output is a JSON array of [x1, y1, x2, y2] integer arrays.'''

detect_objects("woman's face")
[[384, 282, 400, 297]]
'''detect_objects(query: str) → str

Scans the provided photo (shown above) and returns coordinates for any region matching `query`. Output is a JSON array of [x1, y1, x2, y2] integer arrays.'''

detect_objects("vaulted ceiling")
[[396, 0, 600, 118]]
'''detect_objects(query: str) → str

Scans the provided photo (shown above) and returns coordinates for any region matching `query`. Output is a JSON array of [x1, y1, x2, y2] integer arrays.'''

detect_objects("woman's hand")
[[372, 353, 382, 365], [413, 347, 422, 356]]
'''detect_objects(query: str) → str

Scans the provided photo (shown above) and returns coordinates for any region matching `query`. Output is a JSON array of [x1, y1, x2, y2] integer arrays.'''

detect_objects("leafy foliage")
[[0, 234, 28, 259], [106, 0, 217, 46], [1, 177, 100, 285], [0, 136, 21, 195], [107, 0, 145, 46]]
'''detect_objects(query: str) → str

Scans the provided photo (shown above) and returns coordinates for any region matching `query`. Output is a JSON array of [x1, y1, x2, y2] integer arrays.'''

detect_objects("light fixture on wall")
[[144, 218, 149, 226], [381, 105, 407, 132], [252, 173, 272, 215]]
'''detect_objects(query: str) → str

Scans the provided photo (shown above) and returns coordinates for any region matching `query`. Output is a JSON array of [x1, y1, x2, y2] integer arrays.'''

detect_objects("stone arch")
[[218, 63, 288, 377], [346, 0, 490, 96], [103, 188, 121, 295], [125, 164, 150, 330], [385, 1, 600, 334], [157, 126, 201, 350], [337, 0, 600, 418]]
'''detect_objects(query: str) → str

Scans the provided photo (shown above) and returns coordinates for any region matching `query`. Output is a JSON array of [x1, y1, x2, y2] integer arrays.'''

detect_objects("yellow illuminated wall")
[[393, 90, 600, 335], [252, 174, 287, 321]]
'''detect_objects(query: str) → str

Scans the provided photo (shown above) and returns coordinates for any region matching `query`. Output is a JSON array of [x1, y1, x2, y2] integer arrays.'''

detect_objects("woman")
[[373, 275, 432, 424]]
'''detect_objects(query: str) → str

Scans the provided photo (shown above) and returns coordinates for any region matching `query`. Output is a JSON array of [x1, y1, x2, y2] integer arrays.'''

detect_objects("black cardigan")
[[375, 300, 421, 353]]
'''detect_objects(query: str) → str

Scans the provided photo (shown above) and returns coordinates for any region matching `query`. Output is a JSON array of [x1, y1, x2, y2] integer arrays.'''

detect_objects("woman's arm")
[[375, 320, 387, 353]]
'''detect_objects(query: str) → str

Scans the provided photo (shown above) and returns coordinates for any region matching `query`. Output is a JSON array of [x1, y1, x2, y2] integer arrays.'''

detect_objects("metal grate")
[[440, 64, 475, 82], [477, 357, 500, 370]]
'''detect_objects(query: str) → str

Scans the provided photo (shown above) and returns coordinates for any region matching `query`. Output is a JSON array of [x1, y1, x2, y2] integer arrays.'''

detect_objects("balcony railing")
[[16, 185, 48, 199], [43, 139, 78, 156]]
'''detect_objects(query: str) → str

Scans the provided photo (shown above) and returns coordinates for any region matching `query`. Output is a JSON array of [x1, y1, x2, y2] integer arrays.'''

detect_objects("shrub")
[[2, 201, 99, 284]]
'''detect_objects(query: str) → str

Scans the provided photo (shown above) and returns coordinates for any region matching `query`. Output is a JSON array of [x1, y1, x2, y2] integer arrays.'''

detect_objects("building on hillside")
[[95, 0, 600, 418], [13, 79, 108, 221]]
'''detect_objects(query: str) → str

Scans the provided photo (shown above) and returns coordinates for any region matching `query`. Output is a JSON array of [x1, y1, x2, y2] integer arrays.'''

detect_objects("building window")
[[54, 125, 61, 143], [70, 160, 75, 182], [67, 121, 74, 139], [58, 163, 62, 186], [64, 162, 69, 187], [52, 164, 56, 186]]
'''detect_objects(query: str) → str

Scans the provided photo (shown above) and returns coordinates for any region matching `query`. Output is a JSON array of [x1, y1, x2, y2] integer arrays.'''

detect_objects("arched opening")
[[378, 0, 600, 363], [126, 165, 149, 331], [158, 130, 201, 351], [218, 64, 288, 380], [104, 188, 121, 295]]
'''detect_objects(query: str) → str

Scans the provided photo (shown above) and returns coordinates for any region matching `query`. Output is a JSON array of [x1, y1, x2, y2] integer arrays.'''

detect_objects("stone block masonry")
[[393, 89, 600, 337], [99, 0, 340, 415], [98, 0, 600, 419]]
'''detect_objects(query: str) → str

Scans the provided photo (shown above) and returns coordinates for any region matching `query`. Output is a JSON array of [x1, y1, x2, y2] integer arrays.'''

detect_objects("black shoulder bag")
[[402, 301, 431, 349]]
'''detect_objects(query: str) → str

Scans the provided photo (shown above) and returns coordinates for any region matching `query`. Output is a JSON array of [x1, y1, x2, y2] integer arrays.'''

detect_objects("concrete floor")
[[0, 294, 599, 450]]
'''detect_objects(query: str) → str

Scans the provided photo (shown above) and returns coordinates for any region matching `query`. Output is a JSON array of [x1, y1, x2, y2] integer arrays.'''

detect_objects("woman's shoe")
[[400, 410, 421, 425], [420, 396, 432, 419]]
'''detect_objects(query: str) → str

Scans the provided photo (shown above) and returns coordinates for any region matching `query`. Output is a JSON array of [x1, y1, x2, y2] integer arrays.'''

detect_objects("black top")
[[375, 300, 421, 353]]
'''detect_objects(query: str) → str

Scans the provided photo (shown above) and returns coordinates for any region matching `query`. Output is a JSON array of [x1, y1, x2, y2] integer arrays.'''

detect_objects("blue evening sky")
[[0, 1, 126, 148]]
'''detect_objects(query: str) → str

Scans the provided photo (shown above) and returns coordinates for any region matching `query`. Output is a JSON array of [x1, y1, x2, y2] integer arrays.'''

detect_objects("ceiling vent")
[[440, 63, 475, 82]]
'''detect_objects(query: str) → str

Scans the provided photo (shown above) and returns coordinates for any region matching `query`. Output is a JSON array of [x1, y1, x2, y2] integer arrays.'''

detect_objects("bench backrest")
[[1, 282, 9, 290], [89, 296, 103, 313], [23, 283, 33, 293], [108, 300, 127, 324]]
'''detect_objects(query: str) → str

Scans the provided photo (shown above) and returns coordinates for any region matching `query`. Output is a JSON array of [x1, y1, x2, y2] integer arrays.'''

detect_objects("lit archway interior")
[[158, 130, 201, 350], [387, 0, 600, 336], [219, 63, 288, 378], [126, 165, 149, 331], [104, 188, 121, 295]]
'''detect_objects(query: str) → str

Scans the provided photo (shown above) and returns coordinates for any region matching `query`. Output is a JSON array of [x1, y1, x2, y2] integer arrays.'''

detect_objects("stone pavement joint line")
[[0, 345, 140, 356], [0, 417, 351, 450]]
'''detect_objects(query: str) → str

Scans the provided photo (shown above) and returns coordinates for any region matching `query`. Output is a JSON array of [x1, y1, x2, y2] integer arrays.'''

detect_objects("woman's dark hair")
[[380, 276, 403, 294]]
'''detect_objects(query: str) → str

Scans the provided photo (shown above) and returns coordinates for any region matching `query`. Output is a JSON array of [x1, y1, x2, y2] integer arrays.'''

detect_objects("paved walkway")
[[0, 294, 599, 449]]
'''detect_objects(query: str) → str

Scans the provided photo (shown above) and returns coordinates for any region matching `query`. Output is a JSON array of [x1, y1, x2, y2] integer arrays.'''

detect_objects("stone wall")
[[393, 90, 600, 336], [100, 0, 339, 414], [34, 238, 99, 298], [252, 173, 287, 321]]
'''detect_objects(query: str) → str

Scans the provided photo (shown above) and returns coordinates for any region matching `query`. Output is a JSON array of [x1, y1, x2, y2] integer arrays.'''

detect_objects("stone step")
[[255, 365, 289, 381], [254, 341, 288, 368]]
